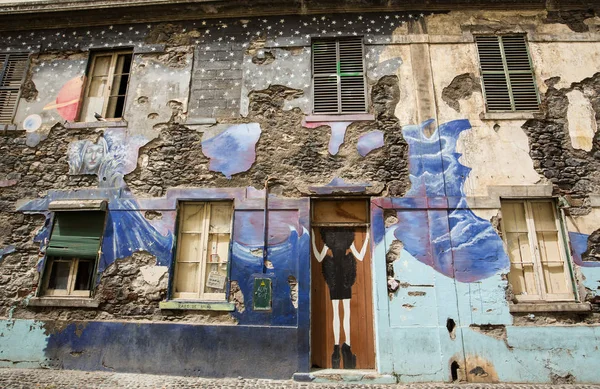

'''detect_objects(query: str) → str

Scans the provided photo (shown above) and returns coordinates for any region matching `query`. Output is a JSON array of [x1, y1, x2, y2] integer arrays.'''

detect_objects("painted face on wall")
[[84, 144, 105, 171]]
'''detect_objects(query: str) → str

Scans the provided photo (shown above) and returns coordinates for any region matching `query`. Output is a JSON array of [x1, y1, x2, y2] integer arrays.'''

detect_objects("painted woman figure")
[[312, 227, 369, 369]]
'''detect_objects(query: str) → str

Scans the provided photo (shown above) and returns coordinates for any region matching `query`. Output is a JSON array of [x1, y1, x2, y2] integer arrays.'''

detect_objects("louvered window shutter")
[[0, 53, 29, 124], [47, 211, 106, 259], [313, 37, 367, 114], [476, 35, 539, 112]]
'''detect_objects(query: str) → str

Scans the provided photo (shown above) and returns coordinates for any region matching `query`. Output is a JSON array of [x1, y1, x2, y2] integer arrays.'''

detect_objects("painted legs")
[[331, 299, 356, 369]]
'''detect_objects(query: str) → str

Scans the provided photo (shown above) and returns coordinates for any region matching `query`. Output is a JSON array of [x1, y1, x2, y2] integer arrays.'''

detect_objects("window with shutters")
[[476, 35, 540, 112], [42, 211, 106, 297], [173, 202, 233, 301], [500, 199, 575, 302], [0, 53, 29, 124], [312, 37, 367, 114], [80, 50, 132, 122]]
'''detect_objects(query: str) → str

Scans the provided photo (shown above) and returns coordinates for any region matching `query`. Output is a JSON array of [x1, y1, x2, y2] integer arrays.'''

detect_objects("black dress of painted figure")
[[320, 228, 357, 300]]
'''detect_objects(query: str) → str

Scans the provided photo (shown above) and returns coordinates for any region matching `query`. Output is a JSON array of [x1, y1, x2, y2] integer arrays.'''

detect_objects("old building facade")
[[0, 0, 599, 383]]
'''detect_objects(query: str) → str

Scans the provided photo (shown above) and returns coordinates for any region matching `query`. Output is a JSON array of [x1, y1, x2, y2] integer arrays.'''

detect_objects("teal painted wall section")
[[0, 320, 49, 368], [581, 267, 600, 294], [463, 326, 600, 383], [373, 216, 600, 383]]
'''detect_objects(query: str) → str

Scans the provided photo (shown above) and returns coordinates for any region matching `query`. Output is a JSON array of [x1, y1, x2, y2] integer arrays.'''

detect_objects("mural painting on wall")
[[378, 119, 509, 282], [43, 76, 84, 122], [312, 228, 369, 368], [201, 123, 262, 178]]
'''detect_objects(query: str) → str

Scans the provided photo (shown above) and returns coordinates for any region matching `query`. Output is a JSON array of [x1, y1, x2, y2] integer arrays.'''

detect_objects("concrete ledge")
[[304, 114, 375, 122], [159, 300, 235, 311], [185, 117, 217, 125], [48, 199, 107, 211], [0, 124, 18, 131], [509, 302, 592, 313], [64, 120, 128, 129], [294, 369, 396, 384], [27, 297, 99, 308], [479, 112, 537, 121]]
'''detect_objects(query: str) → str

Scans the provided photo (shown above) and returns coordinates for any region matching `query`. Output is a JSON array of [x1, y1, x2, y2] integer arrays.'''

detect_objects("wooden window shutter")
[[476, 35, 539, 112], [47, 211, 106, 258], [313, 37, 366, 114], [0, 53, 29, 124]]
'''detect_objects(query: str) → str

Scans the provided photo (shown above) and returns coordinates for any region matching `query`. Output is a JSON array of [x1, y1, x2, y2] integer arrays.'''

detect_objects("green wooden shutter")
[[313, 37, 366, 114], [46, 211, 106, 258], [0, 53, 28, 124], [476, 35, 539, 112]]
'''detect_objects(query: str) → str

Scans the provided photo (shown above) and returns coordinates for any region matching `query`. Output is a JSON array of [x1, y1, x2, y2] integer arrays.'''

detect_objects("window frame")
[[475, 34, 540, 113], [79, 50, 133, 122], [39, 210, 107, 298], [311, 36, 368, 115], [0, 52, 29, 124], [500, 198, 575, 303], [42, 257, 95, 297], [172, 201, 234, 301]]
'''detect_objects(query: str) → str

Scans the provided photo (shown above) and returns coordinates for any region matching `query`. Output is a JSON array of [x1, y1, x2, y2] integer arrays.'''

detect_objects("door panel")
[[311, 201, 374, 370]]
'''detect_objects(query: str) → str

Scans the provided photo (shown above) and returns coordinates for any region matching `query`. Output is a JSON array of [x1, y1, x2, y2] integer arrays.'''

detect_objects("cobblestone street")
[[1, 369, 600, 389]]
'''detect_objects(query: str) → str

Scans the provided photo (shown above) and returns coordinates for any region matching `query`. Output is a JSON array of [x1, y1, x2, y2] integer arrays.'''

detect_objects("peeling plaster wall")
[[1, 6, 600, 382], [124, 51, 193, 139]]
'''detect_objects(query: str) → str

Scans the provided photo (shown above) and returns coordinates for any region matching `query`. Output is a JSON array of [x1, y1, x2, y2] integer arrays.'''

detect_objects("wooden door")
[[311, 200, 375, 369]]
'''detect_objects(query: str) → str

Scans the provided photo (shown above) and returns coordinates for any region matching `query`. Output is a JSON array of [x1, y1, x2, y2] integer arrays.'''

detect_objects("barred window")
[[0, 53, 29, 124], [476, 35, 539, 112], [312, 37, 367, 114]]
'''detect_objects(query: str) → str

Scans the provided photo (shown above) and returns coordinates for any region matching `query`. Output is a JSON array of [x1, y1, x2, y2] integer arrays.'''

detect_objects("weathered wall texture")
[[0, 6, 599, 382]]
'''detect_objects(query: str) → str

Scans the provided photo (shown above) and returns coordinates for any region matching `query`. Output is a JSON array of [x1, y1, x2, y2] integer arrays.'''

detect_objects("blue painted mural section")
[[388, 119, 509, 282], [568, 231, 600, 267], [357, 130, 384, 157], [308, 177, 371, 195], [18, 190, 175, 276], [33, 320, 300, 378], [201, 123, 262, 178], [0, 245, 16, 262]]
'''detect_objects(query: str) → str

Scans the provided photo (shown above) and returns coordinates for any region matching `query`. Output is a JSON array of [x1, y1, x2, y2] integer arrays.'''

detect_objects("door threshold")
[[293, 369, 397, 384]]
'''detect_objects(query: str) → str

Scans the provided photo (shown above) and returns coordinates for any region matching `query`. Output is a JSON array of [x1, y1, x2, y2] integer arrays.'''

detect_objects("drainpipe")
[[262, 176, 276, 273]]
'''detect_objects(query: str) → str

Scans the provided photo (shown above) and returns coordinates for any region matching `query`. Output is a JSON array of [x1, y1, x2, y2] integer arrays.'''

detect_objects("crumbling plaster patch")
[[566, 89, 597, 152], [522, 72, 600, 214], [442, 73, 481, 113], [430, 43, 483, 123], [124, 53, 192, 140], [458, 122, 541, 198], [565, 208, 600, 235], [530, 42, 600, 93]]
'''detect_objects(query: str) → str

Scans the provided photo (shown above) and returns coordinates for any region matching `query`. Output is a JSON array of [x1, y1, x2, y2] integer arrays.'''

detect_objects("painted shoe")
[[341, 343, 356, 369], [331, 345, 341, 369]]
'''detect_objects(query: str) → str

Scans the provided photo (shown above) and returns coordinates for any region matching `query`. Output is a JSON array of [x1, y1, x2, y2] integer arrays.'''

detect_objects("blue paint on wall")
[[308, 177, 371, 195], [0, 245, 16, 263], [568, 231, 600, 267], [389, 119, 509, 282], [201, 123, 262, 178], [42, 320, 301, 379], [357, 130, 384, 157], [99, 200, 174, 273]]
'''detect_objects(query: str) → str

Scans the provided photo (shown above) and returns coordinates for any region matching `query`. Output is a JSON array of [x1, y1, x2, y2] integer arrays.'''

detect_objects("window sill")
[[509, 302, 591, 313], [27, 297, 99, 308], [479, 112, 538, 121], [64, 120, 128, 129], [159, 300, 235, 311], [0, 124, 19, 131], [305, 113, 375, 122]]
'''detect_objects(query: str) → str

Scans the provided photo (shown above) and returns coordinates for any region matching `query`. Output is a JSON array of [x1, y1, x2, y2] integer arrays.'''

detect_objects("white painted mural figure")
[[312, 227, 369, 369]]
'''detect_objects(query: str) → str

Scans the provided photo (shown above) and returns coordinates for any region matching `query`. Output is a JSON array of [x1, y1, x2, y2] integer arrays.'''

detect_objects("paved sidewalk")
[[1, 368, 600, 389]]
